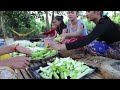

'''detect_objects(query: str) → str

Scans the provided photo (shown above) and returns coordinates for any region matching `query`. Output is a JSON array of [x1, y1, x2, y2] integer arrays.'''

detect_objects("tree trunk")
[[45, 11, 49, 31], [0, 11, 7, 39], [51, 11, 54, 29], [114, 11, 116, 16]]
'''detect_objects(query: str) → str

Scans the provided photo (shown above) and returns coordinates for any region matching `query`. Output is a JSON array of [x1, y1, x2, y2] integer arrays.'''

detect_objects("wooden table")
[[14, 55, 113, 79]]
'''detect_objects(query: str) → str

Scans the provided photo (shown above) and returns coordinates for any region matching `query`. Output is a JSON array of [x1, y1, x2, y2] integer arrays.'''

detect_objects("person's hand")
[[39, 32, 43, 35], [46, 42, 60, 50], [60, 33, 67, 42], [16, 45, 32, 54], [5, 56, 30, 69], [54, 36, 63, 44]]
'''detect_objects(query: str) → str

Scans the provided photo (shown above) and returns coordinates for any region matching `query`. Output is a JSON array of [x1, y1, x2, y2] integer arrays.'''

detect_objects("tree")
[[45, 11, 49, 31], [0, 11, 7, 39], [51, 11, 54, 29]]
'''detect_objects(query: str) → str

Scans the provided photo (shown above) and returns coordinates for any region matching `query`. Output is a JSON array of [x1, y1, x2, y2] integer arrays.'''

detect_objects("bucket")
[[44, 38, 53, 47]]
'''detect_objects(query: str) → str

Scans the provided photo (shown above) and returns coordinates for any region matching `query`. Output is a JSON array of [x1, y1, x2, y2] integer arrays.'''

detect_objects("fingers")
[[17, 60, 30, 69], [22, 57, 31, 68], [61, 37, 65, 41], [13, 56, 30, 62], [18, 62, 28, 69], [25, 50, 32, 54], [24, 60, 30, 65], [39, 32, 43, 34], [23, 48, 32, 54], [21, 57, 30, 64], [47, 47, 53, 50], [17, 45, 32, 54], [7, 56, 30, 69]]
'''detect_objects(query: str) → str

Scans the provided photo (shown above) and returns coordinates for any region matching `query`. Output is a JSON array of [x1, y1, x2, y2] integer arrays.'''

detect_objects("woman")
[[52, 15, 67, 35], [60, 11, 88, 43], [47, 11, 120, 60], [0, 44, 32, 69], [40, 15, 67, 39], [58, 11, 88, 59]]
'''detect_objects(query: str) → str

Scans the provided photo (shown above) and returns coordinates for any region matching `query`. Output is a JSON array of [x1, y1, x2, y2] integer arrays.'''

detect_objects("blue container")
[[0, 41, 5, 46], [37, 43, 45, 48]]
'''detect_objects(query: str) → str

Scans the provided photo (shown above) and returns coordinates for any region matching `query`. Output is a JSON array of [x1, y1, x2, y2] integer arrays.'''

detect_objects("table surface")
[[13, 55, 112, 79]]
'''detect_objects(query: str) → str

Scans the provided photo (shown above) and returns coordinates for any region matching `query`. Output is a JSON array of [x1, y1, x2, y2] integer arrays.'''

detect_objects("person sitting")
[[47, 11, 120, 60], [60, 11, 88, 44], [0, 44, 32, 69], [52, 15, 67, 35], [55, 11, 88, 59], [40, 15, 67, 39], [39, 23, 57, 39]]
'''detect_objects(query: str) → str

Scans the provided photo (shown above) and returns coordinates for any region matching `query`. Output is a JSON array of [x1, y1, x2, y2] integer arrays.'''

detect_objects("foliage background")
[[0, 11, 120, 39]]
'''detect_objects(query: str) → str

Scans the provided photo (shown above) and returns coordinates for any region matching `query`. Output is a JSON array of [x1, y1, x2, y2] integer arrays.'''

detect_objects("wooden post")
[[51, 11, 54, 29], [45, 11, 49, 31], [0, 11, 7, 39], [0, 11, 10, 45]]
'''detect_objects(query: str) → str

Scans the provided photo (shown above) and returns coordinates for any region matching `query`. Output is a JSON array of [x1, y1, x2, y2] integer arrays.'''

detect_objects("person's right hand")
[[46, 42, 61, 50], [5, 56, 30, 69], [39, 32, 43, 35], [16, 45, 32, 54]]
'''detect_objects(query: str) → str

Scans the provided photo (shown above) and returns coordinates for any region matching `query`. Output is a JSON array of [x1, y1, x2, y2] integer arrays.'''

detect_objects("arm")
[[52, 30, 57, 39], [48, 18, 109, 50], [0, 45, 32, 55], [42, 30, 53, 35], [62, 28, 68, 33], [65, 20, 109, 50], [0, 45, 16, 55], [60, 24, 83, 42], [65, 24, 84, 38]]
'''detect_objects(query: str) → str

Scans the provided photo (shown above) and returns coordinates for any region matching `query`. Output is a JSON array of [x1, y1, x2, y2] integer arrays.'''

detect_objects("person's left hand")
[[6, 56, 30, 69], [16, 45, 32, 54]]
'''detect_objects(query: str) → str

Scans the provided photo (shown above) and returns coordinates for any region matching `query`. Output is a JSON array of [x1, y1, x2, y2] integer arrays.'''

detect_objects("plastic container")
[[44, 37, 53, 47], [0, 54, 11, 60], [44, 37, 52, 42]]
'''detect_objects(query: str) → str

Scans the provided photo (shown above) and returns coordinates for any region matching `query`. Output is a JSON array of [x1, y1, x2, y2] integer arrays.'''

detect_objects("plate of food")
[[10, 48, 59, 63], [28, 57, 97, 79], [29, 48, 59, 63]]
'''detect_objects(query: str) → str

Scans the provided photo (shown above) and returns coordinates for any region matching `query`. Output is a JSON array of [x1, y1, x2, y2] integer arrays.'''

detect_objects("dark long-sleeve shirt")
[[66, 16, 120, 50]]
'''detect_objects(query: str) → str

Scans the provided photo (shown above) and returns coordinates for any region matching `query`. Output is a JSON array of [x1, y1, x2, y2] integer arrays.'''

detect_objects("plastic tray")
[[28, 63, 98, 79]]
